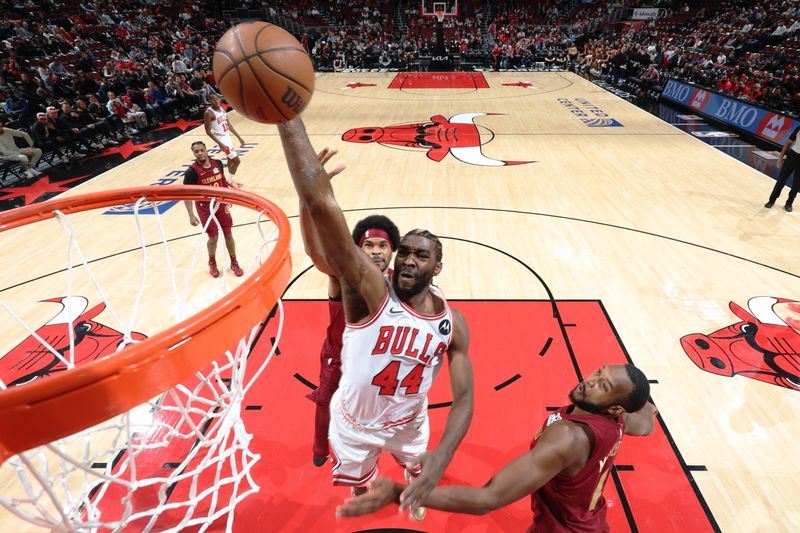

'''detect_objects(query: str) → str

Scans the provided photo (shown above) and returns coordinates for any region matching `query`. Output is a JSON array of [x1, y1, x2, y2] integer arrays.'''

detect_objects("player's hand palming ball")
[[212, 21, 314, 124]]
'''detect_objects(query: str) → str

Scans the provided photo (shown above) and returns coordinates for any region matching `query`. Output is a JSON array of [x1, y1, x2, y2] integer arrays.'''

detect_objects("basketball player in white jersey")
[[277, 117, 474, 515], [204, 94, 245, 182]]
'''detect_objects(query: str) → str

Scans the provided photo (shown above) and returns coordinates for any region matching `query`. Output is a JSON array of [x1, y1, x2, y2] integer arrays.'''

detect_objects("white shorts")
[[217, 134, 238, 159], [328, 389, 428, 487]]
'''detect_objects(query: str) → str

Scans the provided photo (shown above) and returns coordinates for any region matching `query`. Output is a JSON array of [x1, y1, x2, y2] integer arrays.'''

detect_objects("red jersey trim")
[[345, 290, 390, 330]]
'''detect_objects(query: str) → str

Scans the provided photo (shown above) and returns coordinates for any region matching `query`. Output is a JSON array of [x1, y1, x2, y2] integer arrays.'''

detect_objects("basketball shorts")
[[328, 389, 428, 487], [196, 201, 233, 237], [217, 134, 238, 159]]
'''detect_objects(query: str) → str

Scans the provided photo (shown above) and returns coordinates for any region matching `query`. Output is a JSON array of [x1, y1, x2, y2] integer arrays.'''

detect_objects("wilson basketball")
[[212, 21, 314, 124]]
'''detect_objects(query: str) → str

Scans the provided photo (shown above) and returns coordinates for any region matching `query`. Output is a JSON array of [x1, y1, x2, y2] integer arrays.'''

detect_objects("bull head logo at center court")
[[680, 296, 800, 391], [0, 296, 148, 387], [342, 113, 535, 167]]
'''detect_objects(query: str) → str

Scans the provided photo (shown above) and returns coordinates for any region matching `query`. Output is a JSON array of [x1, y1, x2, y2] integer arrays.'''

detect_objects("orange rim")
[[0, 186, 292, 464]]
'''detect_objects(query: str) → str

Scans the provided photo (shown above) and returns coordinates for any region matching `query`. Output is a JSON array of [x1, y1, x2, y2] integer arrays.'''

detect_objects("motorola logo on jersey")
[[438, 319, 451, 336], [342, 113, 535, 167]]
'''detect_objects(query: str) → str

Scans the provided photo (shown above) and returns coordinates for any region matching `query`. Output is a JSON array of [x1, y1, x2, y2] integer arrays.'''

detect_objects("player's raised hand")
[[400, 451, 447, 513], [188, 214, 200, 226], [336, 478, 399, 517], [317, 147, 346, 179], [230, 179, 244, 189]]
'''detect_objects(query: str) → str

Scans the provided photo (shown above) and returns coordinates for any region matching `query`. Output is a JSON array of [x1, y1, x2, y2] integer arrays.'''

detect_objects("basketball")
[[212, 21, 314, 124]]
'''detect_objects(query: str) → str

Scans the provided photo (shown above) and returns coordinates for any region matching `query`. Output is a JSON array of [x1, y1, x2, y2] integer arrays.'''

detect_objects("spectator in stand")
[[61, 101, 117, 147], [177, 74, 202, 106], [164, 74, 198, 113], [127, 87, 164, 126], [48, 58, 73, 79], [147, 80, 178, 121], [75, 98, 126, 141], [87, 93, 133, 136], [0, 120, 42, 178], [106, 91, 147, 131], [31, 111, 79, 161], [189, 70, 212, 106], [171, 55, 192, 76], [50, 105, 99, 153], [2, 93, 31, 123]]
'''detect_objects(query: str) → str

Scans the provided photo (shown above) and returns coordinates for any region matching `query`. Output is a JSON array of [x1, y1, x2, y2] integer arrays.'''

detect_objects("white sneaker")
[[104, 138, 119, 146], [71, 152, 86, 160], [24, 169, 37, 178], [91, 142, 104, 149]]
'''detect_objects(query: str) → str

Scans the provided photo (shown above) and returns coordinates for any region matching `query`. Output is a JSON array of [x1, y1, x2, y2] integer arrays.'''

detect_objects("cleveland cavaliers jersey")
[[185, 159, 227, 187], [528, 406, 624, 532], [207, 106, 229, 137], [338, 280, 453, 429]]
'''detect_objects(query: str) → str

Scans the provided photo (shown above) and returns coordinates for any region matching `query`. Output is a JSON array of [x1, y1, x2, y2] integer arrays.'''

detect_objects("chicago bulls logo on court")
[[680, 296, 800, 390], [0, 296, 148, 387], [342, 113, 535, 167]]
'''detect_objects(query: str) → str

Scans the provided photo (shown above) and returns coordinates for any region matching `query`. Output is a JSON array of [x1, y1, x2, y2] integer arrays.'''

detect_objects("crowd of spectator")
[[573, 0, 800, 113], [0, 0, 227, 178], [2, 0, 799, 179]]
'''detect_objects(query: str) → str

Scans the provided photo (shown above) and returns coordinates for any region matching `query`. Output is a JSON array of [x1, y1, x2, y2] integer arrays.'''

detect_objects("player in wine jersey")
[[310, 214, 401, 468], [338, 364, 658, 532], [183, 140, 244, 278], [278, 118, 474, 512], [204, 94, 245, 183]]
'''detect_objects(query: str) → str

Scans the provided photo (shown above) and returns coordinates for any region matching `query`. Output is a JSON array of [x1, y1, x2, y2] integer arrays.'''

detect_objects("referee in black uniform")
[[765, 125, 800, 212]]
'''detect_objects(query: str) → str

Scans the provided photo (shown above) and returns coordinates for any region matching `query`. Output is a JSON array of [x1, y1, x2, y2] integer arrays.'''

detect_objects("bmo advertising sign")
[[662, 79, 798, 145]]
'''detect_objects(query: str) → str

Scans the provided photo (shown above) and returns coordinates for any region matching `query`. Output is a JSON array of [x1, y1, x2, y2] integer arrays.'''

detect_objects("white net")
[[0, 192, 287, 532]]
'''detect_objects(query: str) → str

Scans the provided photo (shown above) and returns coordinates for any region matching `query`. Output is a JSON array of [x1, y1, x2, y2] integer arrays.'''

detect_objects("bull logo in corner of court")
[[342, 113, 535, 167], [680, 296, 800, 390], [0, 296, 148, 387]]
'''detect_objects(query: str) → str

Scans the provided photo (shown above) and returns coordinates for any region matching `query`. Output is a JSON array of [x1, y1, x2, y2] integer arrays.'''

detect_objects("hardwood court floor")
[[1, 72, 799, 532]]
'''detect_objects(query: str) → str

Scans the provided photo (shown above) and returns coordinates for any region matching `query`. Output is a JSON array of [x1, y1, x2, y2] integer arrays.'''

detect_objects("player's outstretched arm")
[[338, 422, 584, 517], [400, 309, 474, 513], [277, 117, 383, 306]]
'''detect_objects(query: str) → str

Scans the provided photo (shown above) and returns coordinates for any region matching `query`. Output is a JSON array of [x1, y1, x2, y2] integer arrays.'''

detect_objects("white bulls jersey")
[[338, 281, 453, 429], [207, 106, 229, 137]]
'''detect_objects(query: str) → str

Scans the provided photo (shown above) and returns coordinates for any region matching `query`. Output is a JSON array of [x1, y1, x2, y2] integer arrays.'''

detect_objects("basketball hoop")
[[434, 7, 445, 23], [0, 186, 291, 531]]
